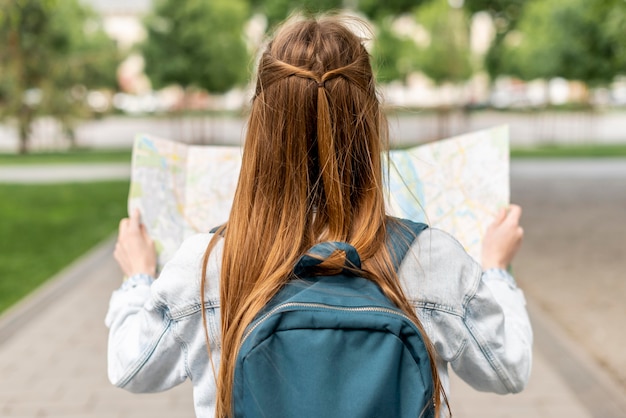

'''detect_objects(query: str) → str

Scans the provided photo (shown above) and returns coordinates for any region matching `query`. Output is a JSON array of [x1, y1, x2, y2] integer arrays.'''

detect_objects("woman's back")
[[203, 16, 448, 416], [107, 14, 531, 418]]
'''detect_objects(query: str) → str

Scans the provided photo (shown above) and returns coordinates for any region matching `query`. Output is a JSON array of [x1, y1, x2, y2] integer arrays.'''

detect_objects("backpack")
[[232, 218, 434, 418]]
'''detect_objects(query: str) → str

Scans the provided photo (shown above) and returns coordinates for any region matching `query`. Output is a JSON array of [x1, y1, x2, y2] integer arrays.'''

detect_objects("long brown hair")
[[201, 14, 447, 417]]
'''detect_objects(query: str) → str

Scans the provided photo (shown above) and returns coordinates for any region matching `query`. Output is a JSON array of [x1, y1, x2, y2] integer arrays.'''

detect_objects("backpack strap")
[[385, 217, 428, 272], [213, 217, 427, 274], [293, 218, 427, 277], [293, 241, 361, 277]]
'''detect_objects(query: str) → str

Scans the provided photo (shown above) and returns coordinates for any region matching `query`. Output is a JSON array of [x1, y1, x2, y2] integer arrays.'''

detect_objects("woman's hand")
[[114, 208, 157, 278], [482, 204, 524, 270]]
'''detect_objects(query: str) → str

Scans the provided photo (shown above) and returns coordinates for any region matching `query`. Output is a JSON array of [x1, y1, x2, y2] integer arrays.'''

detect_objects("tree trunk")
[[436, 106, 451, 140], [17, 107, 33, 154], [18, 126, 28, 154], [65, 124, 77, 149]]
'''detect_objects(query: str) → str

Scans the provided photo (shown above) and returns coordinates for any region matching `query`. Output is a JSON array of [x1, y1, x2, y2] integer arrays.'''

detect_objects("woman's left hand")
[[114, 208, 157, 278], [481, 204, 524, 270]]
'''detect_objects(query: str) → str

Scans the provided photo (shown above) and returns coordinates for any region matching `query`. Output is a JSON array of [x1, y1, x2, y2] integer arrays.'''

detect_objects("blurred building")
[[82, 0, 152, 96], [84, 0, 150, 47]]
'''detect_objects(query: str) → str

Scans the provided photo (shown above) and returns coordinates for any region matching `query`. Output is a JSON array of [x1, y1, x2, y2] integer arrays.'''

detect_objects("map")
[[128, 125, 509, 269]]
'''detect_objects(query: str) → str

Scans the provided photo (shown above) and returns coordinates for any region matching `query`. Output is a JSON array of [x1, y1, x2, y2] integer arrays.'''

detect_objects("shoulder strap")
[[385, 217, 428, 272], [293, 241, 361, 277], [213, 217, 427, 274], [292, 218, 427, 277]]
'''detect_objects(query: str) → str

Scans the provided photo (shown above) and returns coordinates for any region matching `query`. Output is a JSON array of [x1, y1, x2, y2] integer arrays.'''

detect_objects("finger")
[[139, 220, 150, 238], [114, 243, 129, 272], [119, 218, 130, 234], [142, 228, 154, 246], [133, 208, 142, 222], [492, 207, 507, 226], [114, 243, 123, 262], [509, 204, 522, 215], [136, 213, 153, 243], [129, 208, 141, 230], [506, 204, 522, 224]]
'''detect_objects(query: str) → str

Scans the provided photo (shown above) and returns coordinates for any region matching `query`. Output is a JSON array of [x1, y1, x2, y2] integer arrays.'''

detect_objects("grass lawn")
[[511, 143, 626, 158], [0, 181, 129, 314], [1, 141, 624, 315], [0, 148, 132, 165], [2, 143, 626, 164]]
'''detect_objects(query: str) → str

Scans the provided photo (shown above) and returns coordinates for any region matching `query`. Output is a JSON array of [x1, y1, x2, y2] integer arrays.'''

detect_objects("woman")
[[107, 15, 531, 418]]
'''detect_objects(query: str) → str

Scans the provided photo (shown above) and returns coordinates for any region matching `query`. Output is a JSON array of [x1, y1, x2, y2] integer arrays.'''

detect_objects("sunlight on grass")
[[0, 149, 132, 165], [0, 181, 129, 313], [511, 143, 626, 158]]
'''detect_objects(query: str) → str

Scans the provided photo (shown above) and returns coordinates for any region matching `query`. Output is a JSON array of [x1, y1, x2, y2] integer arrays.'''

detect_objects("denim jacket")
[[105, 228, 533, 417]]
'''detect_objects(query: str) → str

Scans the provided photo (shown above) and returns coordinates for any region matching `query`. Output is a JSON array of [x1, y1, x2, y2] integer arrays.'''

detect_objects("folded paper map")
[[128, 125, 509, 269]]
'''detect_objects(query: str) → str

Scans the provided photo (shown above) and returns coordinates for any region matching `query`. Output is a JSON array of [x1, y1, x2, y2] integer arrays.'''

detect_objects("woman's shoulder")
[[150, 232, 223, 315], [397, 227, 483, 313]]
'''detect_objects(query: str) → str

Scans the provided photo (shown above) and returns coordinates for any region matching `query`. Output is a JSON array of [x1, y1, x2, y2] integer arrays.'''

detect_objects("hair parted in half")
[[200, 13, 448, 417]]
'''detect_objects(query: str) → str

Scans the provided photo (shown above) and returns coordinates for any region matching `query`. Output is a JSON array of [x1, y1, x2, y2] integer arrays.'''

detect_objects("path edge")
[[0, 235, 117, 344], [528, 298, 626, 418]]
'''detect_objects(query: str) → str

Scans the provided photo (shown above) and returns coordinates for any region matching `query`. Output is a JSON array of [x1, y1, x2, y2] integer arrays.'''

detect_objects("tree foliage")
[[359, 0, 427, 20], [598, 0, 626, 74], [464, 0, 525, 25], [250, 0, 341, 29], [502, 0, 625, 86], [0, 0, 120, 153], [370, 19, 420, 84], [415, 0, 472, 85], [141, 0, 250, 94], [463, 0, 525, 79]]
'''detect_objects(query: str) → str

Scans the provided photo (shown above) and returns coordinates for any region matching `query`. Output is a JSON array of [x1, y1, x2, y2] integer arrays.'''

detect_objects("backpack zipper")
[[241, 302, 412, 345]]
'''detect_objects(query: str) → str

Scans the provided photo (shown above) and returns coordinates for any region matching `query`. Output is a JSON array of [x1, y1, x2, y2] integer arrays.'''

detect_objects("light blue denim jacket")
[[105, 228, 533, 417]]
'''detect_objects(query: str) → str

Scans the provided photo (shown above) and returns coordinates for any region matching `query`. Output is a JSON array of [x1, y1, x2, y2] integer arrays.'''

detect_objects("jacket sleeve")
[[401, 228, 533, 394], [104, 234, 215, 393], [450, 268, 533, 394], [105, 273, 189, 393]]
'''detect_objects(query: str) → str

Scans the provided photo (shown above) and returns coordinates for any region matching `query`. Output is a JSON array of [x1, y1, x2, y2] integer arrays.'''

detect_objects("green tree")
[[248, 0, 434, 84], [0, 0, 119, 153], [503, 0, 625, 91], [359, 0, 427, 20], [416, 0, 472, 86], [44, 1, 120, 146], [596, 0, 626, 76], [250, 0, 341, 29], [141, 0, 250, 95], [415, 0, 473, 138], [463, 0, 525, 79], [370, 18, 420, 84]]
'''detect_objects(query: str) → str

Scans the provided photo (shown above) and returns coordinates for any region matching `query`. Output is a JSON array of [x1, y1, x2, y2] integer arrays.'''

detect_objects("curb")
[[0, 163, 131, 183], [528, 299, 626, 418], [0, 235, 117, 345], [1, 235, 625, 418]]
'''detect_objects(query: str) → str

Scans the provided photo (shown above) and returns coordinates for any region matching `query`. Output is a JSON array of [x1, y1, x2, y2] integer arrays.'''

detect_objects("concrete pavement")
[[1, 237, 623, 417], [3, 112, 626, 152], [0, 163, 130, 183], [0, 238, 195, 418], [2, 159, 626, 417]]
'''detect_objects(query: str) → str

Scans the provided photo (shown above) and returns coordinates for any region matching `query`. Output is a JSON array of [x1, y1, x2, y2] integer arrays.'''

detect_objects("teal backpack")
[[232, 219, 434, 418]]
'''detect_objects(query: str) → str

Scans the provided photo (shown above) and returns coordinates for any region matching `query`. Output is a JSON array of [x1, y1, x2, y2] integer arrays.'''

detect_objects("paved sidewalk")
[[0, 164, 130, 183], [2, 239, 623, 417], [0, 238, 193, 418]]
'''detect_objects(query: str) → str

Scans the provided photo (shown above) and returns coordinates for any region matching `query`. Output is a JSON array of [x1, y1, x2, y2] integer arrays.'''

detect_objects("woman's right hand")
[[481, 204, 524, 270], [114, 208, 157, 278]]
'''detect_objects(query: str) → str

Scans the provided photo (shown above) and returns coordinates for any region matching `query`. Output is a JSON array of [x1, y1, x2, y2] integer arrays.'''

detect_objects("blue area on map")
[[386, 151, 427, 223]]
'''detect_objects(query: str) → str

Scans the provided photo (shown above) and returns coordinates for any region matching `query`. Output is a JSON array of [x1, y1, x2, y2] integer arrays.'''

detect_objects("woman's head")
[[243, 16, 387, 246], [202, 14, 445, 417]]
